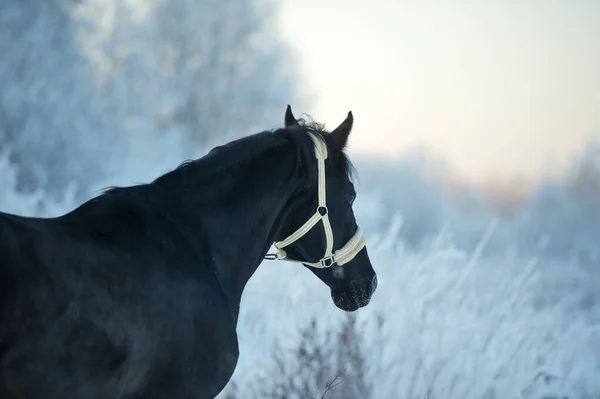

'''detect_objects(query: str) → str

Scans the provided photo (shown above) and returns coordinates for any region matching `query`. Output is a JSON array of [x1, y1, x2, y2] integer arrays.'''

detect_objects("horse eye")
[[347, 192, 356, 204]]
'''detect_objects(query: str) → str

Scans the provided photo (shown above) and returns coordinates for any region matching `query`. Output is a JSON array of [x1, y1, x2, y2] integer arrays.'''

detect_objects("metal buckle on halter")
[[319, 255, 336, 268], [265, 250, 286, 261]]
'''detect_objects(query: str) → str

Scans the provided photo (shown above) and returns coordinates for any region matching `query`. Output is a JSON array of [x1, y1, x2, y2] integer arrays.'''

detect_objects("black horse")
[[0, 106, 377, 399]]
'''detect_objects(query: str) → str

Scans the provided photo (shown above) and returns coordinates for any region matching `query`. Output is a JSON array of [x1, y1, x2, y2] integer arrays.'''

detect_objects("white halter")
[[266, 134, 366, 268]]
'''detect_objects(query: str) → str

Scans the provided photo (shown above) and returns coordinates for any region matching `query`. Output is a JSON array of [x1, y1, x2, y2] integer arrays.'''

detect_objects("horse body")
[[0, 190, 240, 398], [0, 106, 377, 398]]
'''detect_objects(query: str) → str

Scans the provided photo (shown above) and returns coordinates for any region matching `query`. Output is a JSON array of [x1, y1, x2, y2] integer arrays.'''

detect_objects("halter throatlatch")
[[266, 134, 366, 268]]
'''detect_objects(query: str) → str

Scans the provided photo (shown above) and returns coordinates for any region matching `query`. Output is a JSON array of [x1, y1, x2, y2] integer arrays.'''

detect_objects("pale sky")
[[277, 0, 600, 184]]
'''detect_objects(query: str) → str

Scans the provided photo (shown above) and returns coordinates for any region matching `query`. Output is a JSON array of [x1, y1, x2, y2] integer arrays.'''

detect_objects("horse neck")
[[166, 140, 308, 320]]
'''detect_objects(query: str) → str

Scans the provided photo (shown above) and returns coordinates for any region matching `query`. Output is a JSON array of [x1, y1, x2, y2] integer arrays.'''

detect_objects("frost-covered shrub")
[[241, 314, 374, 399]]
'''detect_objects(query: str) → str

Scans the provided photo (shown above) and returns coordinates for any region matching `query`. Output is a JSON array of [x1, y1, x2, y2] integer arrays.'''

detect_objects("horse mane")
[[149, 116, 356, 190]]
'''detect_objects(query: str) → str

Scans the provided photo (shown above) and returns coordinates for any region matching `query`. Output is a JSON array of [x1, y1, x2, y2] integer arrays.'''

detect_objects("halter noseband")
[[265, 133, 366, 269]]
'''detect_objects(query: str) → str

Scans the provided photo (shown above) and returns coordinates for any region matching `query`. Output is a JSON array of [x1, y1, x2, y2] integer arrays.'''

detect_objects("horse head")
[[270, 105, 377, 312]]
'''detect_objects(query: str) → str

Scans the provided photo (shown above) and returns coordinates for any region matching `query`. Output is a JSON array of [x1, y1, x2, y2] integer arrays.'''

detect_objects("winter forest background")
[[1, 0, 599, 398]]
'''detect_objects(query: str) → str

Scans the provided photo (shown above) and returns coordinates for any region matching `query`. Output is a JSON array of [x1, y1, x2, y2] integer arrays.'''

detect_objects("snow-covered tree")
[[1, 0, 304, 203], [70, 0, 304, 185], [0, 0, 118, 198]]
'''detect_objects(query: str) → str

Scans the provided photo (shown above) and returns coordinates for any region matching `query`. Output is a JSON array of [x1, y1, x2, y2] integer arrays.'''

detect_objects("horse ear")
[[284, 105, 299, 127], [329, 111, 354, 154]]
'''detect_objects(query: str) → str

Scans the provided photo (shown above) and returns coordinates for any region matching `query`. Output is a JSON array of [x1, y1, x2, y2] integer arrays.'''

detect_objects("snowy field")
[[2, 146, 598, 399]]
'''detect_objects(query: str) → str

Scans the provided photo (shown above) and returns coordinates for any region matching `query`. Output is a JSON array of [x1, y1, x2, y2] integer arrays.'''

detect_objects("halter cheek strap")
[[265, 134, 366, 269]]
